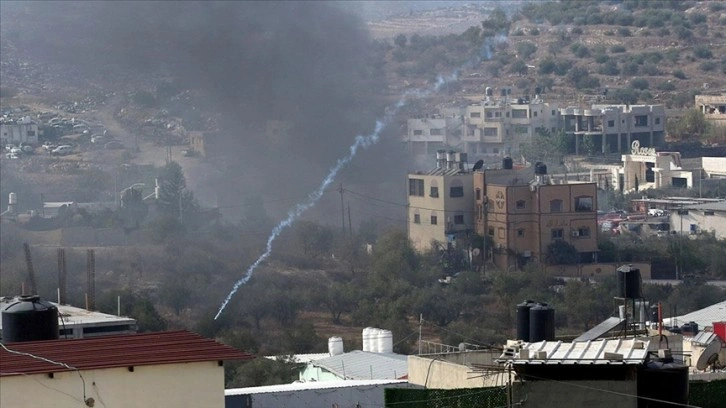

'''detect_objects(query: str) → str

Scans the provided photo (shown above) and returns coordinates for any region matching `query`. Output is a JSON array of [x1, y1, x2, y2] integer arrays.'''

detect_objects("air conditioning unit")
[[572, 230, 580, 237]]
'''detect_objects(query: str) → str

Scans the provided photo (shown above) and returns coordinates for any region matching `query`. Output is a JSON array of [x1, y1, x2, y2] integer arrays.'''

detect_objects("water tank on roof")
[[534, 162, 548, 175], [503, 157, 513, 170], [377, 329, 393, 353], [529, 304, 555, 342], [328, 336, 344, 356], [516, 300, 535, 342], [362, 327, 374, 352], [617, 265, 642, 299], [1, 295, 59, 343], [8, 192, 17, 205]]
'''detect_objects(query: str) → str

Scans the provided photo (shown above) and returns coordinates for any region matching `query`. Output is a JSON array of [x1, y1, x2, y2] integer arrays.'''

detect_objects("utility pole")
[[347, 203, 353, 239], [339, 184, 345, 234]]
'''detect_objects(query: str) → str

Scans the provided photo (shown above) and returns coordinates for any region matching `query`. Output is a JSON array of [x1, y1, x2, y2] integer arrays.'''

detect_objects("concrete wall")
[[407, 355, 505, 389], [227, 383, 419, 408], [670, 209, 726, 239], [1, 361, 225, 408], [512, 380, 638, 408]]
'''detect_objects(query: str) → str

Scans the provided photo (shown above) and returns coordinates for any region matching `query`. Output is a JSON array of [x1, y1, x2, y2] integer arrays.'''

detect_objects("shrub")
[[594, 53, 609, 64], [617, 27, 632, 37], [610, 44, 627, 53], [630, 78, 649, 90], [554, 60, 573, 76], [693, 46, 713, 59], [641, 63, 661, 76], [516, 41, 538, 59], [530, 27, 540, 36], [604, 30, 615, 36], [699, 61, 717, 72], [571, 26, 583, 35], [598, 60, 620, 75], [621, 62, 639, 76], [656, 82, 676, 91], [538, 57, 556, 75]]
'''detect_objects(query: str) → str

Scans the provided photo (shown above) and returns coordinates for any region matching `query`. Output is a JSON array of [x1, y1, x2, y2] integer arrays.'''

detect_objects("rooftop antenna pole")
[[23, 243, 37, 295], [418, 314, 423, 355]]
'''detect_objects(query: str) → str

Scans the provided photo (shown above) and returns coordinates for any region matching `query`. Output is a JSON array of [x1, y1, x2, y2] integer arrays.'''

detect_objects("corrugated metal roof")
[[663, 301, 726, 329], [505, 338, 650, 365], [311, 350, 408, 380], [226, 379, 408, 395], [0, 330, 252, 377]]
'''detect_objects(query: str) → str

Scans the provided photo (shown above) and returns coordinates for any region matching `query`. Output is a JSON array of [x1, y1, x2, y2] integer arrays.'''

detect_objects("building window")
[[552, 110, 556, 115], [470, 112, 481, 118], [634, 115, 648, 127], [512, 109, 527, 119], [607, 120, 615, 127], [690, 224, 697, 234], [576, 227, 590, 237], [517, 229, 525, 237], [488, 227, 494, 236], [430, 128, 443, 136], [575, 196, 593, 212], [493, 148, 499, 154], [409, 179, 424, 196], [413, 213, 421, 224], [413, 130, 423, 136], [483, 127, 498, 137], [430, 186, 439, 198], [475, 188, 481, 201], [516, 200, 526, 209], [431, 215, 438, 225], [550, 199, 563, 213], [454, 215, 464, 225], [450, 186, 464, 197], [655, 117, 661, 125], [506, 112, 510, 118], [495, 112, 501, 117], [533, 111, 538, 117], [552, 228, 564, 239], [704, 211, 714, 216], [486, 111, 493, 118], [27, 130, 36, 137]]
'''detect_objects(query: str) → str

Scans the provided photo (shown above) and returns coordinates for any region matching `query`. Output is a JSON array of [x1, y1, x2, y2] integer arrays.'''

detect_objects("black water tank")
[[529, 304, 555, 342], [516, 300, 535, 342], [503, 156, 513, 170], [617, 265, 642, 299], [638, 362, 689, 408], [2, 295, 59, 343], [534, 162, 548, 175]]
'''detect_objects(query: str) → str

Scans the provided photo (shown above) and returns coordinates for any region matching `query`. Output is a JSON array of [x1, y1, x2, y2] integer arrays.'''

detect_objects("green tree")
[[516, 41, 537, 59], [545, 240, 578, 265], [667, 109, 711, 141], [118, 186, 148, 230], [393, 33, 407, 48]]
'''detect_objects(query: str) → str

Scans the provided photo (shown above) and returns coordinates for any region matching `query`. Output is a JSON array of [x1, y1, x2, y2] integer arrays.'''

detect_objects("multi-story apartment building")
[[403, 114, 465, 157], [474, 162, 598, 270], [560, 104, 665, 155], [407, 151, 474, 252], [463, 95, 560, 158]]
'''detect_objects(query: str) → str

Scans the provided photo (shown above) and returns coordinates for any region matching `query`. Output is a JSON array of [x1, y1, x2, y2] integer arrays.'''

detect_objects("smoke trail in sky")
[[215, 33, 506, 319]]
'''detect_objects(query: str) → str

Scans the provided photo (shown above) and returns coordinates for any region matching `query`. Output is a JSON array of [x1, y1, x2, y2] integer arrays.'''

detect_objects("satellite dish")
[[472, 159, 484, 171], [696, 340, 721, 371]]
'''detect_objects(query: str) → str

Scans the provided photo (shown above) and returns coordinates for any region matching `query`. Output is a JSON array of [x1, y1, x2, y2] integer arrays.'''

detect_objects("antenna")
[[695, 340, 721, 371]]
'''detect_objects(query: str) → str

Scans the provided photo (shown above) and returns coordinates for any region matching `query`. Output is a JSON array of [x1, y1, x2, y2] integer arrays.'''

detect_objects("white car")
[[648, 209, 665, 217], [51, 145, 74, 156], [10, 147, 22, 155]]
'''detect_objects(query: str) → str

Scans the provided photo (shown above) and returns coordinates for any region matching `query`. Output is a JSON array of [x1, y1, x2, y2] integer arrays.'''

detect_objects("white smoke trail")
[[215, 49, 490, 319]]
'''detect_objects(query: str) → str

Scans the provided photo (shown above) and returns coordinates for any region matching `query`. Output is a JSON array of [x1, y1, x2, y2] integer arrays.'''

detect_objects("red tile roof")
[[0, 330, 253, 377]]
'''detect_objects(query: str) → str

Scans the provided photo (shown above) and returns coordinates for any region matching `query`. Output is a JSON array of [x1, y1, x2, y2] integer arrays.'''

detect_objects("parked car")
[[648, 209, 666, 217], [10, 147, 22, 155], [43, 141, 58, 150], [91, 135, 106, 144], [104, 141, 124, 150], [5, 152, 20, 159], [4, 144, 17, 152], [51, 145, 74, 156]]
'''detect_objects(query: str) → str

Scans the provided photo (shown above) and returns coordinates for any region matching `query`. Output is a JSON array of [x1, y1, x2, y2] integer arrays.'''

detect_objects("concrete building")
[[669, 201, 726, 239], [403, 114, 465, 158], [408, 349, 505, 389], [696, 94, 726, 129], [226, 380, 417, 408], [0, 298, 137, 340], [0, 330, 252, 408], [407, 151, 474, 252], [0, 116, 39, 145], [474, 164, 599, 270], [464, 96, 560, 159], [617, 143, 696, 192], [560, 104, 665, 154], [298, 350, 408, 382], [499, 337, 690, 408]]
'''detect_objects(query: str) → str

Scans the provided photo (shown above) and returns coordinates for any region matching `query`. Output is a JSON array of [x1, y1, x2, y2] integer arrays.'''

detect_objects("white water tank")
[[328, 336, 344, 356], [362, 327, 374, 352], [9, 192, 17, 205], [377, 329, 393, 353], [369, 328, 381, 353]]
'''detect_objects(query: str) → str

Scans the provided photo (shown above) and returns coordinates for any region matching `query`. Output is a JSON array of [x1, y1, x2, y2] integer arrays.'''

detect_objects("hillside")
[[370, 0, 726, 108]]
